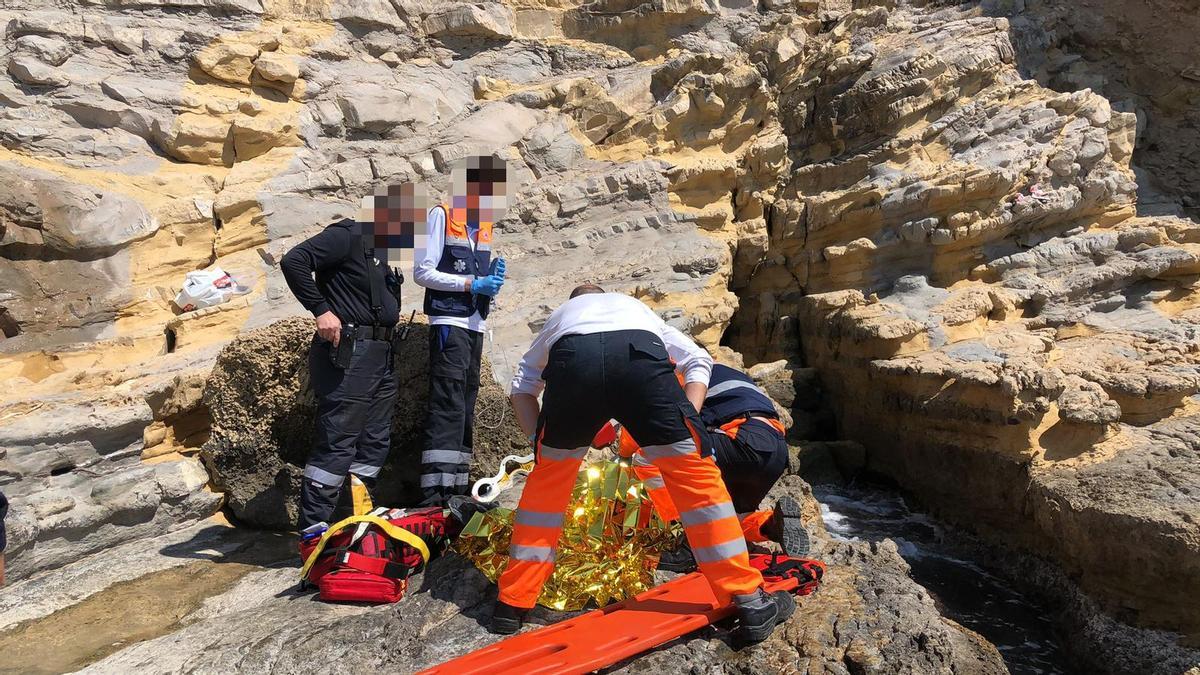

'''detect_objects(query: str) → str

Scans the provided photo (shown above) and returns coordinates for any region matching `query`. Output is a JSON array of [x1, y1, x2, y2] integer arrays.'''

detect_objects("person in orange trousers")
[[492, 285, 795, 645], [612, 363, 810, 572]]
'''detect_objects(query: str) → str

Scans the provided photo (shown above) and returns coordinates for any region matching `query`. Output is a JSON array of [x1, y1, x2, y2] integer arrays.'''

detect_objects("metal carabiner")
[[471, 453, 535, 503]]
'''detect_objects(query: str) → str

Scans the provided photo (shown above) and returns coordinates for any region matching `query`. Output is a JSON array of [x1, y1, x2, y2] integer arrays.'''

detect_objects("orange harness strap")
[[717, 416, 785, 439]]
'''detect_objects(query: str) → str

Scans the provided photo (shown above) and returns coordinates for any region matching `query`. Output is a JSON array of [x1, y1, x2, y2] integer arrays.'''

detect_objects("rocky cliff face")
[[726, 0, 1200, 646], [0, 0, 753, 579], [1, 0, 1198, 671], [1010, 0, 1200, 213]]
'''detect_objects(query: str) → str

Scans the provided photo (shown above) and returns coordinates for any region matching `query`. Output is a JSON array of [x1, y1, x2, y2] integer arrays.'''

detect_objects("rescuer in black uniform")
[[281, 214, 402, 531]]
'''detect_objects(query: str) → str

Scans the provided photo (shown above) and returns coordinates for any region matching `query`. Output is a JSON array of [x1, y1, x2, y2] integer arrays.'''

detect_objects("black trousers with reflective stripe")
[[421, 324, 483, 505], [299, 336, 397, 530], [711, 419, 788, 514]]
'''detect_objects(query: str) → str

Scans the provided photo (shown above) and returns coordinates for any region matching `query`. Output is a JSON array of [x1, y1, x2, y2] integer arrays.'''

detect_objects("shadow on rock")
[[159, 524, 298, 568], [416, 552, 583, 633], [415, 553, 498, 629]]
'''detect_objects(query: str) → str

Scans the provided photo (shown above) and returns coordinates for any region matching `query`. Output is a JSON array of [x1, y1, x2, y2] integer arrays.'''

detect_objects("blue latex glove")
[[494, 257, 506, 279], [471, 275, 504, 297]]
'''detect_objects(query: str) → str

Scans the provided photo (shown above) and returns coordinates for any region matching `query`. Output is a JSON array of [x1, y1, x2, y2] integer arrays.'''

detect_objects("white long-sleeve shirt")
[[510, 293, 713, 397], [413, 205, 486, 333]]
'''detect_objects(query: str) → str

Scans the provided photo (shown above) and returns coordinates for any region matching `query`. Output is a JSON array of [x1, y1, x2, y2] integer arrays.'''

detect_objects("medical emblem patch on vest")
[[425, 203, 494, 319]]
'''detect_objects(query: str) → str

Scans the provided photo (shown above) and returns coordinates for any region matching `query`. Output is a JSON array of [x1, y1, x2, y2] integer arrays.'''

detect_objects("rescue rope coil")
[[476, 327, 512, 431]]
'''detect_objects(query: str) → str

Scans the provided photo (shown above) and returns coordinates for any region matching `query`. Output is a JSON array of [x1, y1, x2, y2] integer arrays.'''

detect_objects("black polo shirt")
[[280, 219, 400, 327]]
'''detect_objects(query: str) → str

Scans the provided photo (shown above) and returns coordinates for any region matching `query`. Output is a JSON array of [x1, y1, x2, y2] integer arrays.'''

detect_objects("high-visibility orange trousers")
[[498, 438, 764, 609], [632, 455, 774, 543]]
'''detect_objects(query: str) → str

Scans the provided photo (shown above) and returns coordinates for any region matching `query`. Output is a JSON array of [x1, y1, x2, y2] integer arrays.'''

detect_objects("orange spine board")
[[419, 553, 823, 675]]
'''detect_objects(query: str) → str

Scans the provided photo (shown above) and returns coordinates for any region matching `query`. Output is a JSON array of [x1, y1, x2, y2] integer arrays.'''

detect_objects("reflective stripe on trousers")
[[499, 434, 761, 609], [348, 462, 383, 479], [420, 472, 469, 488], [634, 424, 758, 605], [303, 463, 345, 487], [497, 444, 586, 608], [420, 448, 470, 491], [632, 453, 679, 521]]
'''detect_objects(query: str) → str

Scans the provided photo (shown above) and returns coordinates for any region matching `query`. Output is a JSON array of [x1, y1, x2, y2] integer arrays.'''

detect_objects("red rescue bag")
[[299, 507, 460, 604]]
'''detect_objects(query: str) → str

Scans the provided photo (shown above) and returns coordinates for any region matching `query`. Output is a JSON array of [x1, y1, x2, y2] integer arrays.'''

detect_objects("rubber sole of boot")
[[489, 615, 522, 635], [775, 496, 811, 558], [735, 591, 797, 646]]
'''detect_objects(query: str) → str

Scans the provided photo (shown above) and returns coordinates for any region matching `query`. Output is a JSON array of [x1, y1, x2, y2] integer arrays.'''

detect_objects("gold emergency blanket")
[[456, 461, 680, 610]]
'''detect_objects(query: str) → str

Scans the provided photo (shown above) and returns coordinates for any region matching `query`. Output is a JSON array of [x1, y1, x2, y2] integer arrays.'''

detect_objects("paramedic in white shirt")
[[488, 284, 795, 647]]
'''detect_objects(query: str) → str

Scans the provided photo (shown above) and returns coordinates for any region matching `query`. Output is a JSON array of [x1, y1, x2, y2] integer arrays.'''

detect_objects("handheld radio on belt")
[[332, 325, 356, 368], [399, 309, 416, 341]]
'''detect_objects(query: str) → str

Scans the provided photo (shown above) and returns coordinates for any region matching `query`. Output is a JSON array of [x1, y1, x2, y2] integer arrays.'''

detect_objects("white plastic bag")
[[173, 267, 251, 313]]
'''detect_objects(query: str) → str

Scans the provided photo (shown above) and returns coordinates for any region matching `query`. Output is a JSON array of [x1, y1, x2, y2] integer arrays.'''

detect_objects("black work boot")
[[446, 495, 496, 527], [656, 542, 698, 573], [760, 496, 811, 557], [489, 601, 527, 635], [734, 588, 796, 646]]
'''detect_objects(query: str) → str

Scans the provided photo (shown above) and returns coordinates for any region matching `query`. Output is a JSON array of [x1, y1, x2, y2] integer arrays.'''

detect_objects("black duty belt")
[[349, 324, 395, 341]]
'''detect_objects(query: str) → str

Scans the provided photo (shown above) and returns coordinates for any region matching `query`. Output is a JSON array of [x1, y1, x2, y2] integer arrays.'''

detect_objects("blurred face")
[[359, 182, 430, 266], [451, 155, 508, 225]]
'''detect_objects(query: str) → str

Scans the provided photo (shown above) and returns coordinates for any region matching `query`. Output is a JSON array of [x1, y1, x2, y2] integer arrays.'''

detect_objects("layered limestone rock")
[[2, 0, 1197, 670], [728, 0, 1200, 652], [1008, 0, 1200, 211], [0, 0, 741, 580], [0, 351, 224, 581], [202, 316, 525, 528]]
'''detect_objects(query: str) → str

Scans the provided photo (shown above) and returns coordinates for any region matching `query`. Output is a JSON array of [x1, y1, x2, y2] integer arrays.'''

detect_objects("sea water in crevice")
[[815, 484, 1069, 675]]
